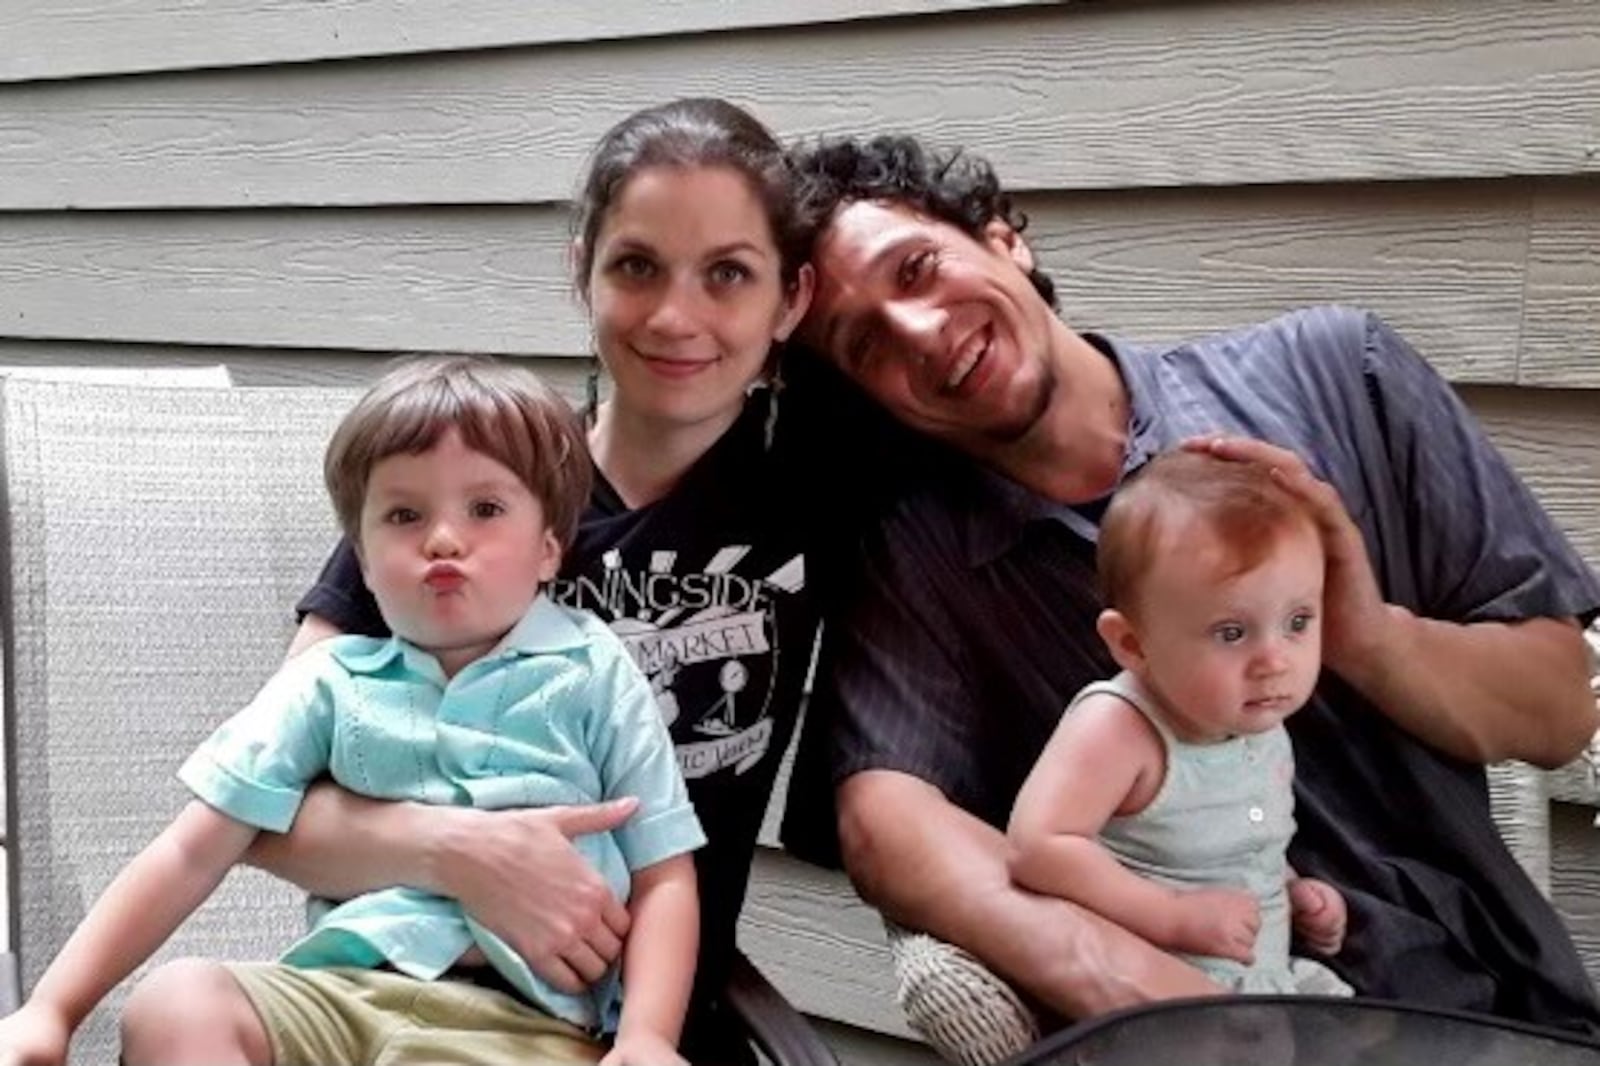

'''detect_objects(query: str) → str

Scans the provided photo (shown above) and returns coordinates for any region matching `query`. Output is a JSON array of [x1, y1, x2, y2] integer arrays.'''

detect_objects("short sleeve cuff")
[[614, 803, 707, 871], [178, 749, 305, 833]]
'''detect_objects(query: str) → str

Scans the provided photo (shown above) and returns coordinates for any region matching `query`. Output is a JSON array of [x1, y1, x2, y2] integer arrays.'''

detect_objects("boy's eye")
[[470, 500, 505, 519], [384, 507, 420, 525], [1213, 623, 1247, 645]]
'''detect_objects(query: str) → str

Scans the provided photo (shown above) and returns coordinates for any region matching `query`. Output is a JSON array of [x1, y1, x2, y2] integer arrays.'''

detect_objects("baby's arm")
[[0, 802, 256, 1065], [1007, 695, 1259, 964], [600, 854, 698, 1066]]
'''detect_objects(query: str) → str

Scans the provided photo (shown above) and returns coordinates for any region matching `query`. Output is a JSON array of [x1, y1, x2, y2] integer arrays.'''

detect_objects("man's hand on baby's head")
[[1171, 887, 1261, 965]]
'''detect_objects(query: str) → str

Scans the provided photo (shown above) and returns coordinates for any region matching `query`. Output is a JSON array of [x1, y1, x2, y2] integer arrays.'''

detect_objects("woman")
[[253, 99, 886, 1064]]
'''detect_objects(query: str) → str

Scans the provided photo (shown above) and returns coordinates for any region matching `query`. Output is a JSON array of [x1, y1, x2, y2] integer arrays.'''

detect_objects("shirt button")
[[1248, 806, 1265, 823]]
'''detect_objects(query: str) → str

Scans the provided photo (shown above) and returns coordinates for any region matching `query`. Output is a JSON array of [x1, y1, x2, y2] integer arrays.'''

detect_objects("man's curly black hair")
[[789, 134, 1058, 309]]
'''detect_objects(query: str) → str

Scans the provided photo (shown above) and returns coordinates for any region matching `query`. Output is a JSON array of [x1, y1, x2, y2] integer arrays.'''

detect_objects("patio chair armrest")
[[723, 948, 839, 1066], [0, 951, 19, 1016]]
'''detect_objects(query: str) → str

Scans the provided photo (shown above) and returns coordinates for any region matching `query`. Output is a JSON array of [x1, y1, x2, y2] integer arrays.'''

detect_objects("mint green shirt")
[[179, 596, 705, 1032]]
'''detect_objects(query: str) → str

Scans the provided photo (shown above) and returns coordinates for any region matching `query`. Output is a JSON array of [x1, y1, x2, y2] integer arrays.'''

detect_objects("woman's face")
[[585, 164, 812, 432]]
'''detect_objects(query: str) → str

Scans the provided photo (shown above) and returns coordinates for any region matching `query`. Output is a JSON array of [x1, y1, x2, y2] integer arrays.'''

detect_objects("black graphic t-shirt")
[[294, 366, 897, 1046]]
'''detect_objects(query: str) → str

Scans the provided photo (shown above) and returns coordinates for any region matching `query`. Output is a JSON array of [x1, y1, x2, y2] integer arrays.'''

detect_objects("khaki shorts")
[[225, 964, 605, 1066]]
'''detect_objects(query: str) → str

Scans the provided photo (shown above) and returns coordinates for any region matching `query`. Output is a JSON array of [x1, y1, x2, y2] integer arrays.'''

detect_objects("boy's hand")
[[1289, 876, 1347, 956], [599, 1030, 686, 1066], [1171, 887, 1260, 964], [0, 1003, 72, 1066]]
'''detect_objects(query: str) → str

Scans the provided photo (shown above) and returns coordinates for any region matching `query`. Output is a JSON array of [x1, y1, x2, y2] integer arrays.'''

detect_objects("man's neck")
[[983, 325, 1131, 505]]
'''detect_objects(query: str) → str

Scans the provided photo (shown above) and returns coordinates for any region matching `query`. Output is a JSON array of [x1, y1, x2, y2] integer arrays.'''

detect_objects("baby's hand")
[[599, 1030, 686, 1066], [0, 1003, 71, 1066], [1290, 876, 1348, 956], [1171, 887, 1260, 964]]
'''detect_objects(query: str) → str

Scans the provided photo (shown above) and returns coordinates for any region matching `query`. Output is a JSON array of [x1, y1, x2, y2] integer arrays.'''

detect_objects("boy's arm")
[[1006, 697, 1258, 964], [6, 802, 255, 1044], [604, 854, 698, 1066]]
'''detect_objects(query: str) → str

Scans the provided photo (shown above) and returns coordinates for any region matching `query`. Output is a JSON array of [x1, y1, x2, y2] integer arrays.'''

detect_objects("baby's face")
[[357, 426, 560, 677], [1129, 522, 1324, 744]]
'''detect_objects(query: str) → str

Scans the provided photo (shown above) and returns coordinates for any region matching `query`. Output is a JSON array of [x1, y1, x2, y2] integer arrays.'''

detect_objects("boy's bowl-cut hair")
[[325, 355, 591, 551]]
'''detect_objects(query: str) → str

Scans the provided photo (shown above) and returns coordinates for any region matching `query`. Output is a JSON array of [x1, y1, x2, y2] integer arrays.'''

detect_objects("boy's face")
[[1106, 520, 1324, 744], [357, 426, 560, 677]]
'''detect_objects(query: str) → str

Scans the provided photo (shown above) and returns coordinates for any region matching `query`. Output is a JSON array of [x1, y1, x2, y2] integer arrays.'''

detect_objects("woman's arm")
[[0, 803, 256, 1061], [602, 855, 699, 1066]]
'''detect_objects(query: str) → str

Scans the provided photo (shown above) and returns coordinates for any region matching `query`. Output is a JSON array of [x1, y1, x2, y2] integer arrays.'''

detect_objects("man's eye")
[[470, 500, 505, 519], [708, 260, 752, 287], [1214, 623, 1246, 645], [898, 249, 935, 288]]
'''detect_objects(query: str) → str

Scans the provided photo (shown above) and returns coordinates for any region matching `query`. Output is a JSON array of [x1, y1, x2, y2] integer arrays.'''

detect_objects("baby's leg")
[[121, 957, 273, 1065]]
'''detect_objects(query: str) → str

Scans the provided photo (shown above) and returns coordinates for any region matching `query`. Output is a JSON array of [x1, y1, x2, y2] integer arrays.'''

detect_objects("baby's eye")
[[1213, 623, 1247, 645], [470, 500, 506, 520], [1287, 610, 1315, 635], [384, 507, 420, 525]]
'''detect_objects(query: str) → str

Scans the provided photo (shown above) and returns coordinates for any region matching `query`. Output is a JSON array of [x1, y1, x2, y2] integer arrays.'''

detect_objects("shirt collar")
[[952, 331, 1163, 568], [330, 594, 590, 677]]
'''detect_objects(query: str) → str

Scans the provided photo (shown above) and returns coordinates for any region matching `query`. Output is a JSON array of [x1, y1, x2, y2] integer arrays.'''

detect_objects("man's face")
[[799, 200, 1059, 449]]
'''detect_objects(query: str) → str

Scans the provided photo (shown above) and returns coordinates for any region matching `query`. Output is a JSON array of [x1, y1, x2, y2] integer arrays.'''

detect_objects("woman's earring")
[[584, 348, 601, 423], [763, 360, 786, 451]]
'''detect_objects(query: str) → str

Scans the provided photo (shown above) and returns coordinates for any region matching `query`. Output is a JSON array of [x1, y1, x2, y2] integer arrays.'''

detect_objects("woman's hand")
[[434, 799, 639, 993]]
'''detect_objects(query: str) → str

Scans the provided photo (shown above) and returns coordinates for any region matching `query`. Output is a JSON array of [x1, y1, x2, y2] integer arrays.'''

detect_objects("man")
[[782, 134, 1600, 1035]]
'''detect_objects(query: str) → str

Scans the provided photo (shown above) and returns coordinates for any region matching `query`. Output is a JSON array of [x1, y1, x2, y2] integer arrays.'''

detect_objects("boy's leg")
[[121, 958, 273, 1065], [378, 978, 605, 1065]]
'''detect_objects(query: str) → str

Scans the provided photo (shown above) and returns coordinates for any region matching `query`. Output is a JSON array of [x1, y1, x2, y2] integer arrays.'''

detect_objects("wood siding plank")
[[1519, 180, 1600, 387], [1550, 803, 1600, 992], [0, 339, 586, 391], [2, 0, 1597, 209], [3, 180, 1578, 386], [1464, 385, 1600, 567], [0, 1, 1044, 83]]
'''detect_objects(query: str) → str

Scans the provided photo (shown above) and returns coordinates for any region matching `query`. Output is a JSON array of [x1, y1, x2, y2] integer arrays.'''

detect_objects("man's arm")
[[839, 770, 1221, 1019], [1191, 436, 1596, 768]]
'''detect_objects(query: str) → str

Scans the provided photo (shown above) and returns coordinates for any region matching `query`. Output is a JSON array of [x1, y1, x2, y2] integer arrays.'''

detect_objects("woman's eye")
[[709, 260, 752, 287], [1214, 623, 1246, 645], [613, 255, 656, 280]]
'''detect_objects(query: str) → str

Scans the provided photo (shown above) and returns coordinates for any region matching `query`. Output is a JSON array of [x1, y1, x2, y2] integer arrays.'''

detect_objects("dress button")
[[1248, 806, 1265, 823]]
